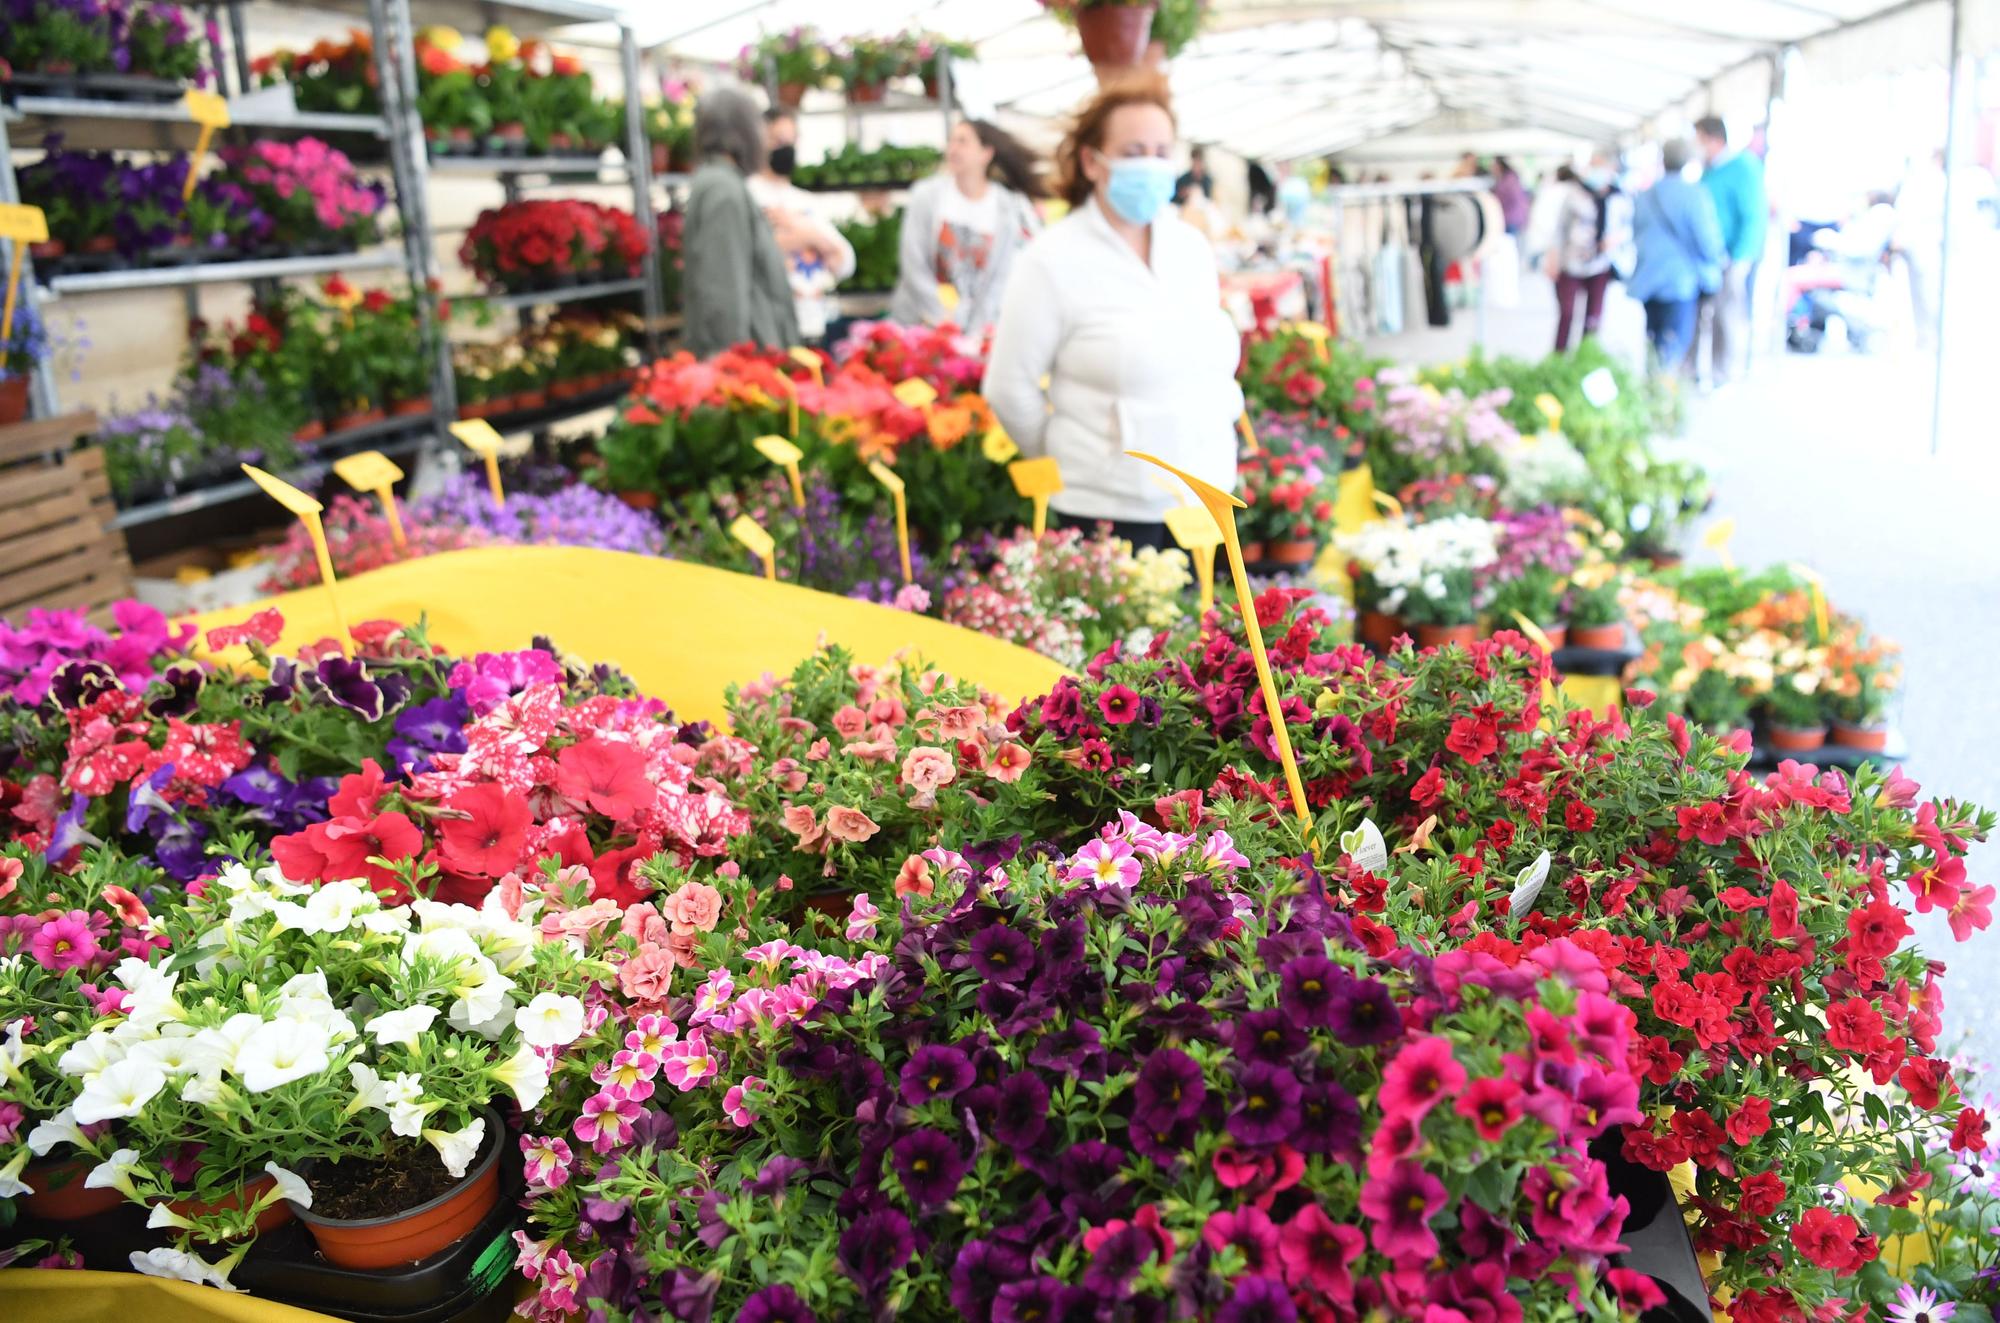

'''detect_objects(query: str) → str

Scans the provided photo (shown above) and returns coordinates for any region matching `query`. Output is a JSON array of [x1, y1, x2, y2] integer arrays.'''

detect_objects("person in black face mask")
[[747, 106, 854, 344]]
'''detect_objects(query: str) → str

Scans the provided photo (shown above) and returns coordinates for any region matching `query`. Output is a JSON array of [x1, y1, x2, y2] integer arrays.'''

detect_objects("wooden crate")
[[0, 412, 132, 625]]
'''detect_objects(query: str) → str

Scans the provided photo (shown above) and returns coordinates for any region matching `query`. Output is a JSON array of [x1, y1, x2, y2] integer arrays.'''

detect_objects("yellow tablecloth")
[[0, 1270, 349, 1323], [190, 546, 1071, 727]]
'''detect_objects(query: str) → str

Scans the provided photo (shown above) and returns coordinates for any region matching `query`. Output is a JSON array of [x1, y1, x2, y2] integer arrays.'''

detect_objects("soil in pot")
[[298, 1130, 501, 1270], [1768, 725, 1827, 753], [1416, 623, 1479, 649], [1830, 721, 1889, 752], [1568, 622, 1627, 650]]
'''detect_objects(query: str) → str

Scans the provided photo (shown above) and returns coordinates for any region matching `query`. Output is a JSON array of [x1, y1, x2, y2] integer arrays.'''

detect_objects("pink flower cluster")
[[0, 601, 192, 707], [225, 137, 384, 240]]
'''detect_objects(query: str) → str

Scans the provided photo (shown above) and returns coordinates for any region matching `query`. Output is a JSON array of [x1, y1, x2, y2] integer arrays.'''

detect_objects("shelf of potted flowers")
[[459, 199, 649, 295], [736, 27, 832, 108], [834, 35, 909, 103], [0, 303, 50, 426], [1825, 624, 1900, 751], [0, 0, 210, 102]]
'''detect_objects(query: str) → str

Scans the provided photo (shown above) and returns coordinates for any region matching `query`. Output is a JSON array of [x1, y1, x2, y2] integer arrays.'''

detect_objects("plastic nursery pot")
[[0, 376, 28, 427], [922, 76, 940, 100], [389, 396, 432, 418], [22, 1158, 127, 1221], [167, 1173, 295, 1235], [776, 82, 807, 109], [81, 234, 119, 255], [1529, 623, 1569, 651], [1356, 610, 1403, 653], [847, 82, 886, 104], [293, 1117, 503, 1270], [1265, 539, 1318, 566], [1077, 3, 1157, 70], [515, 389, 549, 411], [327, 408, 379, 434], [291, 418, 327, 444], [1237, 540, 1265, 564], [617, 489, 660, 511], [1568, 622, 1627, 651], [1830, 721, 1890, 752], [29, 239, 65, 261], [1415, 622, 1480, 650], [1768, 725, 1828, 753]]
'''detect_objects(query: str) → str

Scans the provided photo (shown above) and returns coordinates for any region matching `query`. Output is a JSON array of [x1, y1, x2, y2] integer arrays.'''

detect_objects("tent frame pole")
[[1931, 0, 1965, 457]]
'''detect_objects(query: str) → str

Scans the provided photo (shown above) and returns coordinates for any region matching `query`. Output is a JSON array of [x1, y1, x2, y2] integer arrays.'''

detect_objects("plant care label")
[[1127, 448, 1314, 851], [333, 450, 407, 548], [729, 514, 776, 579], [892, 378, 938, 412], [0, 203, 47, 342], [868, 461, 913, 584], [450, 419, 507, 509], [182, 90, 230, 200], [1008, 455, 1062, 540], [241, 464, 352, 654], [1165, 503, 1225, 618], [754, 434, 806, 508], [1701, 516, 1736, 571], [1580, 366, 1619, 408]]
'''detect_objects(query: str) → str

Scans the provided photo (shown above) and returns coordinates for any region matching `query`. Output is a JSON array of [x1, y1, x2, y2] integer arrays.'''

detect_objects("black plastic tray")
[[1593, 1133, 1713, 1323], [1551, 641, 1641, 677]]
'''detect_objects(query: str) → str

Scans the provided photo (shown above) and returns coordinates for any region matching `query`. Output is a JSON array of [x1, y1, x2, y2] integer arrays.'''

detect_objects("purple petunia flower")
[[309, 655, 404, 721], [837, 1208, 914, 1300], [1227, 1061, 1303, 1148], [1132, 1048, 1206, 1130], [1079, 1223, 1157, 1298], [890, 1128, 966, 1210], [735, 1284, 815, 1323], [386, 691, 471, 772], [1278, 954, 1347, 1028], [1233, 1008, 1308, 1063], [990, 1071, 1049, 1152], [899, 1044, 974, 1104], [994, 1278, 1086, 1323], [968, 924, 1035, 986], [1027, 1020, 1103, 1078], [1215, 1275, 1298, 1323], [742, 1154, 806, 1201], [124, 762, 177, 835], [1294, 1079, 1363, 1158], [1325, 974, 1404, 1046], [948, 1239, 1027, 1323]]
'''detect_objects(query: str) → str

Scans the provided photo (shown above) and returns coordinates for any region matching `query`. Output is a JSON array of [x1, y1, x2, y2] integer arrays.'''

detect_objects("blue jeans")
[[1644, 297, 1698, 373]]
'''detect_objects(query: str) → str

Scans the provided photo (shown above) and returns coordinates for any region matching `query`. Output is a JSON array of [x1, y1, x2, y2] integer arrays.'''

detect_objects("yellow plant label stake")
[[332, 450, 407, 548], [892, 378, 939, 412], [1371, 488, 1405, 520], [1291, 320, 1331, 362], [729, 515, 777, 580], [182, 90, 230, 200], [1335, 464, 1378, 534], [1164, 503, 1225, 618], [754, 434, 806, 508], [241, 464, 351, 655], [868, 460, 912, 584], [1007, 456, 1063, 540], [1127, 449, 1314, 848], [1794, 564, 1831, 641], [0, 203, 47, 343], [449, 419, 506, 509], [1701, 516, 1737, 571], [788, 347, 824, 387], [1237, 412, 1261, 455]]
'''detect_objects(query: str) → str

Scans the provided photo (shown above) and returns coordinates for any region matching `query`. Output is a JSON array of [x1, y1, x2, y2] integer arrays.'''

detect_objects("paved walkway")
[[1362, 264, 2000, 1066]]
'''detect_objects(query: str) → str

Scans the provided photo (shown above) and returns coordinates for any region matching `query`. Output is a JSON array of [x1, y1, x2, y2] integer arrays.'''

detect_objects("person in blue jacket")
[[1629, 139, 1726, 374], [1690, 115, 1767, 386]]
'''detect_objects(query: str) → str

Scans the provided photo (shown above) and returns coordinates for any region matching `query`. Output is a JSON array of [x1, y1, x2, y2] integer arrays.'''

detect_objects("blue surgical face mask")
[[1103, 157, 1177, 225]]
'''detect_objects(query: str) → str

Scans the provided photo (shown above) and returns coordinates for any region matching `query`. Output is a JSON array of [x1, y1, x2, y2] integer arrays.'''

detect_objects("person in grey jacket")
[[889, 120, 1043, 335], [684, 89, 799, 357]]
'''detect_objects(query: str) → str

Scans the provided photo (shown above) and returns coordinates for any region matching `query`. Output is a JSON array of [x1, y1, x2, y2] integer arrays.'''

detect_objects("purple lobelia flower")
[[836, 1208, 913, 1300]]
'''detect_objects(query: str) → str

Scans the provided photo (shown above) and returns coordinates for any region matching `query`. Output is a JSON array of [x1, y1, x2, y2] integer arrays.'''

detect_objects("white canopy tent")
[[615, 0, 1995, 163]]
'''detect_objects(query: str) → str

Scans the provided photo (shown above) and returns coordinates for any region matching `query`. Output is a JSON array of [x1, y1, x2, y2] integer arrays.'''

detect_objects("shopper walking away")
[[747, 107, 855, 346], [683, 89, 799, 357], [1492, 156, 1531, 237], [1690, 115, 1766, 385], [1628, 139, 1724, 374], [890, 120, 1044, 336], [987, 76, 1243, 553], [1547, 149, 1632, 351]]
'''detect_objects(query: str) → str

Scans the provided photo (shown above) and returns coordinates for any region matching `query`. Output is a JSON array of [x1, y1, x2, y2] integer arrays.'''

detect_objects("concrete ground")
[[1359, 246, 2000, 1066]]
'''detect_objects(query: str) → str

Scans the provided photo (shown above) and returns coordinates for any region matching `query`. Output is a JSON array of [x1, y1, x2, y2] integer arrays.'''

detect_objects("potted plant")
[[17, 141, 122, 263], [1044, 0, 1159, 73], [1341, 514, 1497, 650], [121, 2, 207, 84], [1825, 627, 1900, 751], [1146, 0, 1209, 65], [736, 28, 830, 107], [837, 35, 907, 103], [1564, 559, 1629, 650], [903, 32, 974, 98], [1485, 507, 1582, 648], [1764, 659, 1829, 752], [2, 0, 116, 82], [19, 858, 593, 1289], [0, 302, 50, 426]]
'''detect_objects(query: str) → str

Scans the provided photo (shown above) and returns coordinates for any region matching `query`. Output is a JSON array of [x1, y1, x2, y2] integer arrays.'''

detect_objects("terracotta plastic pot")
[[1645, 552, 1683, 571], [618, 489, 660, 511], [81, 235, 118, 255], [515, 389, 548, 411], [1237, 540, 1265, 564], [167, 1173, 293, 1235], [776, 82, 807, 109], [1768, 725, 1827, 753], [1416, 623, 1479, 650], [1357, 610, 1403, 652], [29, 239, 65, 262], [23, 1159, 125, 1221], [1830, 721, 1889, 752], [1568, 622, 1627, 650], [1077, 4, 1156, 70], [922, 75, 940, 100], [847, 82, 886, 104], [0, 376, 28, 426], [388, 396, 431, 418], [1265, 539, 1317, 566], [1529, 623, 1569, 650], [328, 408, 378, 433], [294, 1120, 501, 1270], [291, 418, 327, 444], [651, 143, 671, 175], [549, 378, 582, 400]]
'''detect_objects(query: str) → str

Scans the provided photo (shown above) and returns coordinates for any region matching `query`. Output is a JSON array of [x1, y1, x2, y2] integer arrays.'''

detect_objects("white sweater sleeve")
[[985, 251, 1061, 458]]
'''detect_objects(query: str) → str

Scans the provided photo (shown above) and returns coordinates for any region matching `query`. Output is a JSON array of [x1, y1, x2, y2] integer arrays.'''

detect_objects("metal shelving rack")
[[0, 0, 664, 530]]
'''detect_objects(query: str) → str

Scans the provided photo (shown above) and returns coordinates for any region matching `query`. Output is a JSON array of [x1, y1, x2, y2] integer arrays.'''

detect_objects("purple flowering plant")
[[514, 805, 1661, 1322], [1483, 505, 1586, 631]]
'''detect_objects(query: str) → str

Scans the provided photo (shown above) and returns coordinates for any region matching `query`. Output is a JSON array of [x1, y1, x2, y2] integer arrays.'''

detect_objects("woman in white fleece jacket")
[[986, 77, 1242, 550]]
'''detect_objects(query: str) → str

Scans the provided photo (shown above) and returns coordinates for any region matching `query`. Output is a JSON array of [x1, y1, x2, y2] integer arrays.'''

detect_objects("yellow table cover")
[[0, 1269, 363, 1323], [189, 545, 1071, 728]]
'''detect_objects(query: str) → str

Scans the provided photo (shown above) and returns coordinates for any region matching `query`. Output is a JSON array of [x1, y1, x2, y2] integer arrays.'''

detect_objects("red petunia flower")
[[438, 782, 532, 877], [556, 737, 652, 822]]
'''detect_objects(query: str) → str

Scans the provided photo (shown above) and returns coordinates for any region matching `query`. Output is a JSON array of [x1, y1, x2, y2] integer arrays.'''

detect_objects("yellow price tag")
[[729, 514, 776, 580], [1128, 449, 1313, 850], [1335, 464, 1377, 534], [242, 464, 351, 656], [1237, 412, 1261, 455], [981, 427, 1019, 464], [788, 347, 824, 388], [182, 90, 230, 201], [1701, 516, 1736, 572], [1291, 320, 1331, 362], [754, 434, 806, 508], [892, 378, 939, 412], [1007, 456, 1063, 540], [1794, 564, 1831, 641], [869, 460, 912, 584], [0, 203, 46, 343], [333, 450, 407, 549], [1165, 504, 1225, 618], [937, 283, 960, 312], [1561, 674, 1623, 719], [449, 419, 507, 509]]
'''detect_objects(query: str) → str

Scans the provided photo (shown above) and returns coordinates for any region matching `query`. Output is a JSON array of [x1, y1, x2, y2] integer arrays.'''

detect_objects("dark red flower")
[[1739, 1170, 1786, 1218], [1564, 800, 1596, 832], [1951, 1106, 1989, 1153], [438, 783, 531, 877]]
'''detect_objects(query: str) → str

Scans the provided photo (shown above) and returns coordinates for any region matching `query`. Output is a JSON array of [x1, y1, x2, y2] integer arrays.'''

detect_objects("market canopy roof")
[[627, 0, 1982, 161]]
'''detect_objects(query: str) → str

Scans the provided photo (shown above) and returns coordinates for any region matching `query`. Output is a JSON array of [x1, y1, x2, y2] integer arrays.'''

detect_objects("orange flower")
[[926, 402, 973, 451]]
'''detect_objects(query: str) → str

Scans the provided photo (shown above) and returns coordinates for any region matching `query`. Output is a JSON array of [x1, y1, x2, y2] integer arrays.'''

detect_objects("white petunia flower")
[[514, 993, 586, 1050], [57, 1033, 125, 1081], [146, 1203, 196, 1231], [364, 1005, 440, 1051], [26, 1107, 86, 1156], [422, 1117, 487, 1179], [490, 1043, 550, 1113], [235, 1018, 332, 1094], [0, 1148, 32, 1199], [1509, 850, 1553, 917], [264, 1162, 312, 1210], [130, 1246, 240, 1291], [73, 1057, 167, 1124], [85, 1147, 145, 1196]]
